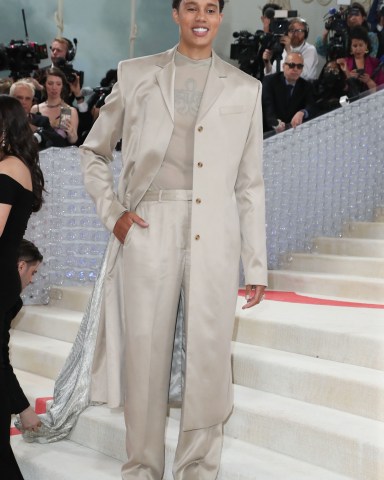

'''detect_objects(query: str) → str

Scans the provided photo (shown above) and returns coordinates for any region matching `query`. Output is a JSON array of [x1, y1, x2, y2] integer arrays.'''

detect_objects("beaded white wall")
[[22, 89, 384, 303]]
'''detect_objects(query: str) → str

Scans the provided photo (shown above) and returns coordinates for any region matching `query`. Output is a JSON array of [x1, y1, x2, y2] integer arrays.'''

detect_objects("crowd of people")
[[259, 2, 384, 135], [0, 2, 383, 144]]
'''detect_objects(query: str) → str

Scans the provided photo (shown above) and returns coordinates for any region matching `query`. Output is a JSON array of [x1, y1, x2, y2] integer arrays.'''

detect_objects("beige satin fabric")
[[81, 46, 267, 432], [119, 194, 222, 480]]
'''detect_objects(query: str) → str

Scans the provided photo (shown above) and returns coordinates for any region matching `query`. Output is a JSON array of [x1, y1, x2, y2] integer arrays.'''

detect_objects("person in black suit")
[[4, 240, 43, 424], [262, 52, 314, 133]]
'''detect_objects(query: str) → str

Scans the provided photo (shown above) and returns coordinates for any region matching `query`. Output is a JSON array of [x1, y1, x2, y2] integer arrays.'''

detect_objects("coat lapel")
[[197, 51, 226, 123], [155, 48, 177, 122]]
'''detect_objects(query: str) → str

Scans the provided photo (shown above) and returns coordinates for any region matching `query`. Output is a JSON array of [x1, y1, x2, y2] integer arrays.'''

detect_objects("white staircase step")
[[232, 342, 384, 421], [343, 222, 384, 239], [268, 270, 384, 303], [226, 386, 384, 480], [48, 285, 92, 312], [67, 405, 355, 480], [312, 237, 384, 257], [174, 386, 382, 479], [68, 387, 384, 479], [13, 369, 55, 406], [281, 253, 384, 278], [12, 435, 123, 480], [12, 305, 82, 343], [9, 330, 72, 380], [234, 299, 384, 370]]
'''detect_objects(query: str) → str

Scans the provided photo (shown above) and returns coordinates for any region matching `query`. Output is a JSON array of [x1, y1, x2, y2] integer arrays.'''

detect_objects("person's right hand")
[[113, 211, 149, 244], [262, 49, 272, 62], [19, 406, 41, 432]]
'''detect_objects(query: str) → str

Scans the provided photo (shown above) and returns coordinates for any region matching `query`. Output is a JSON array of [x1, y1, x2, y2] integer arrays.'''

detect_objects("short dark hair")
[[18, 239, 43, 264], [348, 26, 371, 54], [172, 0, 225, 12], [262, 3, 281, 16]]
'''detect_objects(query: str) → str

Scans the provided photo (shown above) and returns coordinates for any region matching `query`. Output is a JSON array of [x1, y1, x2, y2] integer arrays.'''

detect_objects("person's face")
[[50, 41, 68, 63], [13, 86, 34, 113], [288, 22, 306, 48], [283, 54, 304, 82], [172, 0, 223, 59], [347, 11, 364, 28], [18, 261, 40, 291], [261, 15, 272, 33], [45, 75, 63, 99], [350, 38, 368, 58]]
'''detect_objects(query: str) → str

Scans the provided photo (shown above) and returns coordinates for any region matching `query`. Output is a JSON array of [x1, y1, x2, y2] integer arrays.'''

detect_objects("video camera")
[[0, 9, 48, 80], [0, 40, 48, 80], [323, 1, 358, 60], [230, 9, 297, 79], [54, 57, 84, 87]]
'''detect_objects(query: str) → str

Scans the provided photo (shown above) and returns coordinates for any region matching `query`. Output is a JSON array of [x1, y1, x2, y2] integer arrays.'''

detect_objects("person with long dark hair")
[[0, 95, 44, 479], [31, 67, 79, 145]]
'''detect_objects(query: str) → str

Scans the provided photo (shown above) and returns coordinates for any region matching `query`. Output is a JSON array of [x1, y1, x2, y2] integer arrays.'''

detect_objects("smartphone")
[[59, 106, 71, 129], [356, 68, 365, 76]]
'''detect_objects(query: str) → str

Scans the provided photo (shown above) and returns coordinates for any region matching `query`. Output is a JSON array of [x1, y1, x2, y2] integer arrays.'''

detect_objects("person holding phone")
[[31, 68, 78, 145], [337, 26, 384, 93]]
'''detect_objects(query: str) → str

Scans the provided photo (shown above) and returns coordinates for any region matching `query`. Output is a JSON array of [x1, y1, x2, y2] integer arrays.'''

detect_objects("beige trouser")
[[120, 190, 223, 480]]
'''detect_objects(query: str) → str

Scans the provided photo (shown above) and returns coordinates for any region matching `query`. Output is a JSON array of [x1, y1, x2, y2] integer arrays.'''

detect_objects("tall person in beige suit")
[[80, 1, 267, 479]]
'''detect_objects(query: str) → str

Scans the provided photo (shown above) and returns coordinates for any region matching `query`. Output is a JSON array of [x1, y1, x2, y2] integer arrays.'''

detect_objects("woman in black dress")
[[0, 95, 44, 479]]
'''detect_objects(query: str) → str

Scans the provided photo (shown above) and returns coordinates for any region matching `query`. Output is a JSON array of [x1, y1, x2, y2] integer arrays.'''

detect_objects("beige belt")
[[141, 190, 193, 202]]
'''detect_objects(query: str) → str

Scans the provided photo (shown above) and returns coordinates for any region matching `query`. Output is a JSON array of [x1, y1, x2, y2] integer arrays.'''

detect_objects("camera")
[[324, 7, 349, 60], [87, 86, 112, 110], [230, 9, 297, 79], [0, 39, 48, 80], [55, 57, 84, 87]]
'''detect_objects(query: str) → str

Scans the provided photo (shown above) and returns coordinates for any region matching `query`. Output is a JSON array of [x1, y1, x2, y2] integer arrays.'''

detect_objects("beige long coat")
[[80, 46, 267, 431]]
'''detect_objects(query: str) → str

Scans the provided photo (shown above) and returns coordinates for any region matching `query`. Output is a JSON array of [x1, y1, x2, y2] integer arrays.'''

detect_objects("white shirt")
[[265, 41, 319, 81]]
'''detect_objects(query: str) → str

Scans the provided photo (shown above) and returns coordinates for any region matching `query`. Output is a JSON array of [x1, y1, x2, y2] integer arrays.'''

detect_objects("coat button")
[[196, 198, 202, 204], [197, 125, 203, 132], [197, 162, 203, 168], [195, 234, 200, 241]]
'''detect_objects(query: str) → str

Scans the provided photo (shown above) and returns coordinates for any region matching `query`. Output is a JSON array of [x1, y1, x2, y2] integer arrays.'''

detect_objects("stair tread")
[[10, 329, 73, 349], [287, 252, 384, 262], [269, 270, 384, 283], [233, 385, 384, 442], [233, 342, 384, 382], [12, 435, 122, 479], [11, 422, 354, 480], [235, 298, 384, 337]]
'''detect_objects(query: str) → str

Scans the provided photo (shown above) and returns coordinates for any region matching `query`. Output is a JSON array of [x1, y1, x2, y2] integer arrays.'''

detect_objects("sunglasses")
[[285, 62, 304, 70]]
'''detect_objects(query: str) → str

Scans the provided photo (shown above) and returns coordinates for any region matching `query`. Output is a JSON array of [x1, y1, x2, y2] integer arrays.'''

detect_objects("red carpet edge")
[[238, 289, 384, 309]]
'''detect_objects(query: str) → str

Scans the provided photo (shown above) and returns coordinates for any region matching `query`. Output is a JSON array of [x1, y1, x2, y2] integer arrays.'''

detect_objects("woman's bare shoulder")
[[0, 156, 32, 190]]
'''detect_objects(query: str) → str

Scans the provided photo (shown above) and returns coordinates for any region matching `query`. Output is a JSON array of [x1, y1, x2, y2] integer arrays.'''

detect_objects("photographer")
[[49, 38, 88, 107], [260, 3, 282, 33], [316, 2, 379, 60], [229, 4, 283, 79], [263, 17, 319, 81]]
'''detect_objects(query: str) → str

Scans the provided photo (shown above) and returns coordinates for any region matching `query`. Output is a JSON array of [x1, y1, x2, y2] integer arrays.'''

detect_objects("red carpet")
[[238, 289, 384, 309]]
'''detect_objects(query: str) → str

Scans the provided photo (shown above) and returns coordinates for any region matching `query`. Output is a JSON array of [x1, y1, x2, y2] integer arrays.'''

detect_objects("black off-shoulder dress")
[[0, 174, 33, 479]]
